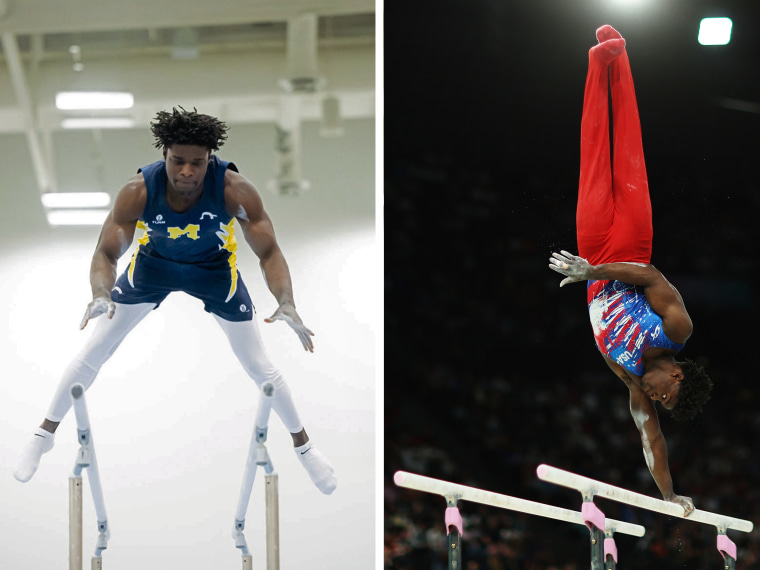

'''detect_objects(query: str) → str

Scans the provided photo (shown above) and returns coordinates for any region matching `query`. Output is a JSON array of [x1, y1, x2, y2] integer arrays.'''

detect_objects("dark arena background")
[[384, 1, 760, 568]]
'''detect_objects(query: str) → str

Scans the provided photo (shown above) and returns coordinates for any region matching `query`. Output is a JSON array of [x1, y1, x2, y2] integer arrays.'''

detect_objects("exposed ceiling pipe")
[[269, 13, 325, 196], [29, 34, 44, 77], [0, 1, 373, 35], [269, 95, 309, 196], [320, 94, 343, 137], [1, 32, 55, 193], [279, 13, 324, 94]]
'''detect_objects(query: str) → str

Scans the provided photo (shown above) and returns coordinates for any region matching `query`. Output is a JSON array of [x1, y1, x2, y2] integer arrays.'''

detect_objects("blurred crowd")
[[384, 150, 759, 569]]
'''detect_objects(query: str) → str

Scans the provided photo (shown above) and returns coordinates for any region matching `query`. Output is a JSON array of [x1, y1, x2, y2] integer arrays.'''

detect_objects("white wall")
[[0, 117, 377, 569]]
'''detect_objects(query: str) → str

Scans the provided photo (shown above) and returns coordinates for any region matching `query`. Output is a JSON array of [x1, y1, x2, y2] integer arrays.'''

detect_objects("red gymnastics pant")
[[576, 48, 652, 266]]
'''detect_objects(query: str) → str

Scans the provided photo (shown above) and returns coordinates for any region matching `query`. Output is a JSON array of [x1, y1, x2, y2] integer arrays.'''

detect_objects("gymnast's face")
[[642, 368, 682, 410], [163, 144, 211, 197]]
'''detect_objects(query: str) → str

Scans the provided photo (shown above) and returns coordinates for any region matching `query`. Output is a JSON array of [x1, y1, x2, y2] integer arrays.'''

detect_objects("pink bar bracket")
[[604, 537, 618, 563], [445, 506, 463, 537], [582, 501, 606, 532], [717, 534, 737, 560]]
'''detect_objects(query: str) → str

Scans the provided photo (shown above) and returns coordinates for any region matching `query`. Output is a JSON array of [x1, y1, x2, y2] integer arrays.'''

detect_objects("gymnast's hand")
[[265, 303, 315, 353], [667, 494, 695, 517], [80, 296, 116, 330], [549, 250, 594, 287]]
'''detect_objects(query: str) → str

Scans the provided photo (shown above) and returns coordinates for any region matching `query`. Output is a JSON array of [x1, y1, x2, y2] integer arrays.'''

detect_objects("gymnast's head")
[[670, 358, 713, 421], [150, 107, 230, 194], [150, 106, 229, 152]]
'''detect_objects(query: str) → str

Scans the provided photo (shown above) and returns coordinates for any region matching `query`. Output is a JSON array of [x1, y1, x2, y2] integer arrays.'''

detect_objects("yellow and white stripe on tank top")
[[126, 219, 239, 302], [127, 221, 151, 287]]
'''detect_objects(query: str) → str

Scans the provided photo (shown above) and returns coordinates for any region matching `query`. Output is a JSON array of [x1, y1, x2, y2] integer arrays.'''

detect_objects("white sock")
[[294, 442, 337, 495], [13, 427, 55, 483]]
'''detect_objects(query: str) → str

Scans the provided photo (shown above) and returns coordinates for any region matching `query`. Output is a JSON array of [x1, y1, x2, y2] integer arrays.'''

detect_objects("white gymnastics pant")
[[45, 302, 304, 434]]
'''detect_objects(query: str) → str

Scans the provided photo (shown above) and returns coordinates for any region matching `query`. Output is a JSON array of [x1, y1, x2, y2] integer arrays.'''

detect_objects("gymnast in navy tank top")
[[15, 108, 336, 498], [112, 155, 254, 321], [137, 155, 238, 264]]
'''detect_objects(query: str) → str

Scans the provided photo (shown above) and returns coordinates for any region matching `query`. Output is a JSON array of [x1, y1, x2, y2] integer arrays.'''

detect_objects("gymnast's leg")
[[609, 49, 653, 264], [576, 30, 623, 265], [212, 314, 337, 495], [13, 302, 156, 482], [577, 25, 651, 267]]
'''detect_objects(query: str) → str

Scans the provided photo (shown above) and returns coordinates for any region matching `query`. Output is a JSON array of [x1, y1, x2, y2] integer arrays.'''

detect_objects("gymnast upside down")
[[549, 25, 713, 514]]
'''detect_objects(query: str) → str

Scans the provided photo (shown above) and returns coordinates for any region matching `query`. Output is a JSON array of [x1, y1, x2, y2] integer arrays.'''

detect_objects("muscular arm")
[[628, 384, 675, 498], [225, 170, 314, 351], [549, 252, 693, 343], [80, 175, 145, 328], [225, 171, 294, 305], [601, 356, 695, 514]]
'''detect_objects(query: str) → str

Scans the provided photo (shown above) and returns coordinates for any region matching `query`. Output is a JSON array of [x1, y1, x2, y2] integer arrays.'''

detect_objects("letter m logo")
[[168, 224, 200, 240]]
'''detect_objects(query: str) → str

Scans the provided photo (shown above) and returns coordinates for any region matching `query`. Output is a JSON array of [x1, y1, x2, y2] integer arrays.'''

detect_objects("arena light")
[[55, 91, 134, 110], [46, 209, 110, 226], [62, 117, 135, 129], [41, 192, 111, 209], [607, 0, 649, 5], [698, 18, 732, 45]]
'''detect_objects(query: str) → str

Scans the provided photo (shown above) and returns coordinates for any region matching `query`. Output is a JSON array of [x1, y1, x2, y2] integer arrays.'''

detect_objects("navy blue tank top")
[[135, 155, 239, 264]]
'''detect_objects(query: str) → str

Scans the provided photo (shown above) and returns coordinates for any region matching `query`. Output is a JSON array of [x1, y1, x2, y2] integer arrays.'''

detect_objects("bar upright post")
[[266, 474, 280, 570], [69, 476, 83, 570], [718, 530, 737, 570], [582, 499, 606, 570], [70, 383, 110, 569], [233, 382, 277, 569], [604, 528, 618, 570], [445, 498, 463, 570]]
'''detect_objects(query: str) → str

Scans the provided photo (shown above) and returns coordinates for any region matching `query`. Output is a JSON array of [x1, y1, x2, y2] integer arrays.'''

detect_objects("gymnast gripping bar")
[[536, 464, 753, 533], [393, 471, 645, 537]]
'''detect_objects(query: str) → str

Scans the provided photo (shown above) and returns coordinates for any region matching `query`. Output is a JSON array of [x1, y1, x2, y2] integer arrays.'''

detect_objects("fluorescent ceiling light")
[[62, 117, 135, 129], [56, 91, 134, 110], [46, 209, 110, 226], [698, 18, 732, 45], [41, 192, 111, 209]]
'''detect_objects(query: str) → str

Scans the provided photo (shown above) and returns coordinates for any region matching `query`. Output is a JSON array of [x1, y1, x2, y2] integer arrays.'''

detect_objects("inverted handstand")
[[549, 25, 713, 513]]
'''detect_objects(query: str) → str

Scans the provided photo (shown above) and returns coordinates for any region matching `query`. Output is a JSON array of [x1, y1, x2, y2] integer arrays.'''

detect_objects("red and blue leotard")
[[576, 42, 685, 374], [587, 280, 685, 376]]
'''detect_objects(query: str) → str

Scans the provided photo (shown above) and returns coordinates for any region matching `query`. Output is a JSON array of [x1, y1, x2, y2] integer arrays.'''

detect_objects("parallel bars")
[[394, 466, 754, 569], [68, 381, 282, 569], [233, 382, 280, 570], [69, 383, 109, 570], [394, 470, 644, 570], [536, 464, 753, 569]]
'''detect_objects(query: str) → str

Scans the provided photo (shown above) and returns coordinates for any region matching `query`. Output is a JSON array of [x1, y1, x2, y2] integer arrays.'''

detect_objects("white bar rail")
[[536, 464, 753, 533], [393, 470, 645, 537]]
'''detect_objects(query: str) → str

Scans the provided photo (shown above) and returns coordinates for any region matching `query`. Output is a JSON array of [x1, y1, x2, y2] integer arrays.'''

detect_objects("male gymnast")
[[14, 107, 336, 495], [549, 26, 712, 513]]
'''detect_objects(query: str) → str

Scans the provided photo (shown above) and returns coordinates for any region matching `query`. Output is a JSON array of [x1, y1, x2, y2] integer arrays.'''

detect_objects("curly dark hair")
[[670, 358, 713, 421], [150, 106, 229, 151]]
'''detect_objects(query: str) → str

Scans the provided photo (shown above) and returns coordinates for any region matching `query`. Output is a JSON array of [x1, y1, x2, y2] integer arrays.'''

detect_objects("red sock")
[[590, 38, 626, 66], [596, 24, 623, 43]]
